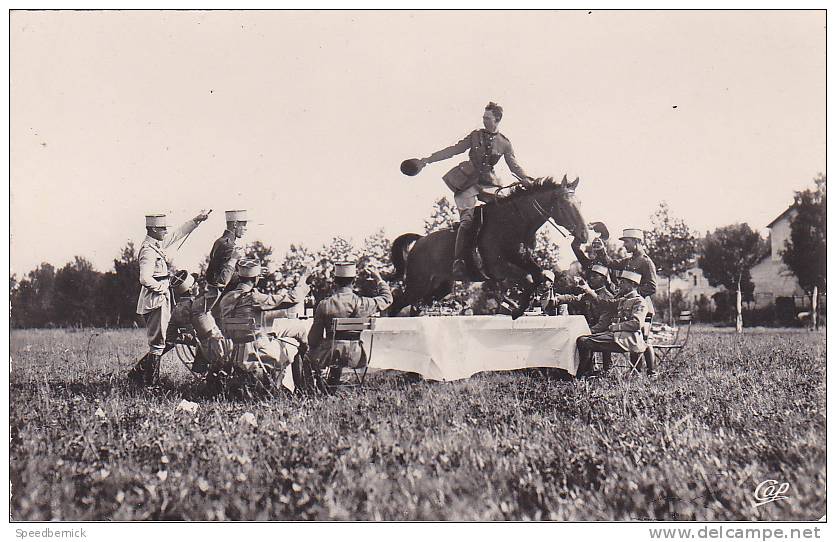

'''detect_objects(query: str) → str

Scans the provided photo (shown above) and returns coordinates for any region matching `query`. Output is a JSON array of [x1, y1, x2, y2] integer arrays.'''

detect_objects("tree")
[[10, 263, 56, 328], [533, 229, 561, 270], [645, 202, 699, 325], [782, 174, 826, 297], [53, 256, 104, 327], [423, 196, 459, 234], [244, 240, 274, 268], [98, 241, 141, 327], [698, 223, 766, 332]]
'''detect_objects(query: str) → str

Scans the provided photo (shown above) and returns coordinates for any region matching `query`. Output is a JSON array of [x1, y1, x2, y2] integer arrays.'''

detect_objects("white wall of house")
[[751, 208, 805, 306], [657, 266, 723, 307]]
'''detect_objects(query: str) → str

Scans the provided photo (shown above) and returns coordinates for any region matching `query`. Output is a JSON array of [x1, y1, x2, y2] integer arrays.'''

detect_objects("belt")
[[153, 276, 170, 281]]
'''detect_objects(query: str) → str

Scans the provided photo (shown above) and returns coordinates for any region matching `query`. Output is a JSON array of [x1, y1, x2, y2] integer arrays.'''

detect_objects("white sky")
[[9, 9, 825, 276]]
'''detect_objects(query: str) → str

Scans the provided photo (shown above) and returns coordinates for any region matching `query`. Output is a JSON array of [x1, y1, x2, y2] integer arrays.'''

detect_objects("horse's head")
[[540, 175, 588, 243]]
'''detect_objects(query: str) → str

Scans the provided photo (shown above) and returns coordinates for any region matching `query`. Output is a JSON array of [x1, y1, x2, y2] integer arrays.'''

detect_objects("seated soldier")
[[307, 261, 393, 384], [216, 259, 310, 392], [166, 270, 225, 374], [582, 264, 617, 372], [575, 270, 654, 378]]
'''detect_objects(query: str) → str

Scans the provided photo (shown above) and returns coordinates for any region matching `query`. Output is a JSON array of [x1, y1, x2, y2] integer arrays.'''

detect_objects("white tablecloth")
[[361, 315, 591, 381]]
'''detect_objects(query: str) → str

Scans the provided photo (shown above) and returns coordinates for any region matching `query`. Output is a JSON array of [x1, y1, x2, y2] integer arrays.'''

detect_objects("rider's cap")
[[590, 264, 610, 278], [237, 258, 261, 278], [400, 158, 425, 177], [145, 214, 168, 227], [542, 270, 555, 283], [334, 262, 357, 278], [619, 228, 644, 242], [619, 270, 643, 285], [225, 209, 248, 222], [172, 270, 195, 294]]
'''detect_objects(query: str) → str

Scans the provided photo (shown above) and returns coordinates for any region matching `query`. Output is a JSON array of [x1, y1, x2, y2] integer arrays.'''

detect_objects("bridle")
[[532, 188, 578, 238]]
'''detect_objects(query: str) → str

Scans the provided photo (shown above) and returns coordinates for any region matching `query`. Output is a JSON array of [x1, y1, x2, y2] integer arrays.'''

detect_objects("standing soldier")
[[205, 209, 248, 310], [128, 210, 210, 386], [594, 228, 658, 373]]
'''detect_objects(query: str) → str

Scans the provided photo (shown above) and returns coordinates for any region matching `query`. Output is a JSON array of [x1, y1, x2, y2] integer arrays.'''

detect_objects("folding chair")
[[651, 310, 693, 364], [221, 317, 269, 375], [323, 316, 375, 389]]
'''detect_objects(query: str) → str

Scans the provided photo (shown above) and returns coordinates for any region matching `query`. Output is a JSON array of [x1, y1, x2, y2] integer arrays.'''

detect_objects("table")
[[361, 315, 591, 381]]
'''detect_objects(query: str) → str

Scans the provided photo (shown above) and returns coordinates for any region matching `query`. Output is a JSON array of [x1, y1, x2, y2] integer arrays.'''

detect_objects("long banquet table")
[[359, 315, 591, 381]]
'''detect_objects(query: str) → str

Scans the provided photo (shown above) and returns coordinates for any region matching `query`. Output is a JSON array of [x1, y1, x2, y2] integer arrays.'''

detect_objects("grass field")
[[9, 326, 826, 521]]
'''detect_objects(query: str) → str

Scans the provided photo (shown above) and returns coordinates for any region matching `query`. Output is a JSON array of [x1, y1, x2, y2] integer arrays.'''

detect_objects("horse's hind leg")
[[423, 276, 453, 305]]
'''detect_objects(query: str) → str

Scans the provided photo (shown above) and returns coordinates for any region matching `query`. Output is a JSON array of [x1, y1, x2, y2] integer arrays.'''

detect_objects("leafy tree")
[[423, 196, 458, 234], [10, 263, 56, 328], [53, 256, 103, 327], [645, 202, 699, 324], [782, 174, 826, 296], [98, 241, 140, 327], [698, 223, 766, 331], [533, 229, 561, 270], [244, 240, 273, 268]]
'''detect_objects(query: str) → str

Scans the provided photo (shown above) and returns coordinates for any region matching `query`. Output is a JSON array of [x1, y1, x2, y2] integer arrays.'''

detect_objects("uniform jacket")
[[584, 290, 650, 353], [205, 230, 242, 288], [307, 279, 393, 350], [600, 250, 658, 298], [135, 219, 199, 315], [219, 281, 308, 328], [426, 129, 527, 188]]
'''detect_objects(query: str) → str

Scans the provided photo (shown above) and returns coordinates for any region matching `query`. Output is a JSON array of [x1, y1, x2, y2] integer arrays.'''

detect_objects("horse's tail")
[[389, 233, 422, 280]]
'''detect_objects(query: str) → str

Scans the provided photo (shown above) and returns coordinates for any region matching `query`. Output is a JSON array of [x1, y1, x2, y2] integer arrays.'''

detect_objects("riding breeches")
[[453, 185, 481, 211], [144, 305, 170, 356]]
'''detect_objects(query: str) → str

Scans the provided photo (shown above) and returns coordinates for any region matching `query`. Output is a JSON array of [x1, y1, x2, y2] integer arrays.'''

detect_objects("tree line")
[[10, 175, 825, 328]]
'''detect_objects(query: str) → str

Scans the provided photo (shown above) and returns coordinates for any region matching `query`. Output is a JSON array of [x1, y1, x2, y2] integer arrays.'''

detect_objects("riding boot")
[[191, 350, 209, 374], [452, 208, 476, 280], [469, 248, 491, 281], [576, 349, 594, 378], [144, 354, 162, 387], [127, 354, 148, 386], [644, 347, 657, 376], [601, 352, 612, 372]]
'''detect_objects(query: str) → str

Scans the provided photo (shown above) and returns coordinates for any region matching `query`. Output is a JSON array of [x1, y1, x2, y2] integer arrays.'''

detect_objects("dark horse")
[[388, 176, 588, 318]]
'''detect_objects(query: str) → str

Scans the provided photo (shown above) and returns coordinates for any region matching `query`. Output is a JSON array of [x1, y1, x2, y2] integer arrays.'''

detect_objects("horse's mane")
[[492, 176, 560, 205]]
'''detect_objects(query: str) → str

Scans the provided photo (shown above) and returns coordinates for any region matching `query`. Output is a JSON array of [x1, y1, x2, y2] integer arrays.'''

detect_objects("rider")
[[129, 210, 210, 387], [417, 102, 533, 280]]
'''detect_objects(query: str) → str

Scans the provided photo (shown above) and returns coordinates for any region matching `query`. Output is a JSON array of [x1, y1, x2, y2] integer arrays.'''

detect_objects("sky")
[[9, 10, 826, 276]]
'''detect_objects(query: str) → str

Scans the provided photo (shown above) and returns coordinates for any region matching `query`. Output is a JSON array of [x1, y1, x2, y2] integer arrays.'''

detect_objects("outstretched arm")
[[422, 132, 472, 164]]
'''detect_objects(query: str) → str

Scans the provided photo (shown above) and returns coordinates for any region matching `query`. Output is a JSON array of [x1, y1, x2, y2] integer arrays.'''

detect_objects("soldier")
[[128, 210, 210, 386], [414, 102, 533, 280], [307, 261, 392, 384], [575, 270, 654, 378], [166, 270, 225, 374], [218, 259, 310, 391], [594, 228, 658, 372], [205, 209, 248, 310]]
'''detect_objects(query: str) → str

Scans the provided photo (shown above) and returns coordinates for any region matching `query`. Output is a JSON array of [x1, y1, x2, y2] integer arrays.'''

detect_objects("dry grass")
[[9, 327, 826, 521]]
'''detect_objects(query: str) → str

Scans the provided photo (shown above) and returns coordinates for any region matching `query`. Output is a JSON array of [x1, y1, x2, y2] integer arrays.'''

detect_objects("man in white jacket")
[[128, 210, 210, 386]]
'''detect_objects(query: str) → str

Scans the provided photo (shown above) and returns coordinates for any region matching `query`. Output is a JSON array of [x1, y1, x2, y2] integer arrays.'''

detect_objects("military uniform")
[[425, 129, 528, 211], [136, 217, 200, 355], [219, 268, 309, 388], [206, 209, 247, 308], [576, 289, 651, 376], [307, 265, 393, 368], [167, 276, 225, 370]]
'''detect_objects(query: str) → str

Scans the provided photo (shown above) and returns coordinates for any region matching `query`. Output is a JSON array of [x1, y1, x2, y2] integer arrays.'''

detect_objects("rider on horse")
[[414, 102, 533, 280]]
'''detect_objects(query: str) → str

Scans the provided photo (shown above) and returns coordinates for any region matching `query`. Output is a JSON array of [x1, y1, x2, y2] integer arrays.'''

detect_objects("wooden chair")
[[221, 316, 267, 373], [322, 317, 375, 388], [651, 310, 693, 364]]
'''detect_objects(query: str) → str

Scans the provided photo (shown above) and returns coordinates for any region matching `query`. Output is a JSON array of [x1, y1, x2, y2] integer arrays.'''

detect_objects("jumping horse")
[[388, 176, 588, 318]]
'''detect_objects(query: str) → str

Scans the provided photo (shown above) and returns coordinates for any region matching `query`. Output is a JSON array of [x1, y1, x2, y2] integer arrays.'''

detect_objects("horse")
[[388, 176, 588, 318]]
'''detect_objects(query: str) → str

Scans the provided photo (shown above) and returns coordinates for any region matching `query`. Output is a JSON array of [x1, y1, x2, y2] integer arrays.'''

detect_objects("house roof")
[[766, 206, 795, 229]]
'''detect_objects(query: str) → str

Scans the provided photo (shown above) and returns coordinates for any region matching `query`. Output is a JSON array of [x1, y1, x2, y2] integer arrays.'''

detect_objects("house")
[[659, 263, 723, 308], [749, 207, 806, 307]]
